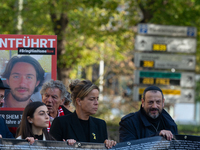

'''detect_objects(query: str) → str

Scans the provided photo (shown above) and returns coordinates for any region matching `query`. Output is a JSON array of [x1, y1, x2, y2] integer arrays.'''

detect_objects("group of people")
[[0, 76, 117, 148], [0, 56, 178, 148]]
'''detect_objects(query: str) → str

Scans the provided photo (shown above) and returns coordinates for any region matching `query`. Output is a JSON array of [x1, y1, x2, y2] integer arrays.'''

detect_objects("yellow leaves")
[[80, 36, 84, 40], [196, 66, 200, 72], [2, 31, 10, 34]]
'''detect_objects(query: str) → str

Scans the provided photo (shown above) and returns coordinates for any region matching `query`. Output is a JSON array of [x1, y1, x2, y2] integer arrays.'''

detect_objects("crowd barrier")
[[0, 135, 199, 150]]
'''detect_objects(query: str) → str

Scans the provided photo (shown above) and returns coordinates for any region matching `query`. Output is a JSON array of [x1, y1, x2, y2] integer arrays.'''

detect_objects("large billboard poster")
[[0, 34, 57, 127]]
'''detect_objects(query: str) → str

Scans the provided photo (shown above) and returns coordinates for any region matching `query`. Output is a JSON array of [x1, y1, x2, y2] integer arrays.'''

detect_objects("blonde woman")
[[50, 79, 117, 149]]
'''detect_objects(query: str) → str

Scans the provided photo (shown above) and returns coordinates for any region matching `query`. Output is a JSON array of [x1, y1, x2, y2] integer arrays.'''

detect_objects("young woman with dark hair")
[[16, 101, 54, 141]]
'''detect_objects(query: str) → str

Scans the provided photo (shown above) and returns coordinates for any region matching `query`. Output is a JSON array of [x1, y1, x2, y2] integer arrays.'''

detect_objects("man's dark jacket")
[[119, 107, 178, 142], [50, 112, 108, 143], [0, 116, 13, 138]]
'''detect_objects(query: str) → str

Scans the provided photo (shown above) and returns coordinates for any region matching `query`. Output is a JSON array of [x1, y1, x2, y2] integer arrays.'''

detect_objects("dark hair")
[[69, 79, 99, 107], [142, 85, 164, 101], [2, 56, 45, 93], [16, 101, 54, 140]]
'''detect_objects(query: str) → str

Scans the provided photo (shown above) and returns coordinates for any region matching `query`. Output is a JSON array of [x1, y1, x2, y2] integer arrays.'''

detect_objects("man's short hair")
[[142, 85, 164, 101], [40, 80, 69, 100], [2, 56, 45, 93]]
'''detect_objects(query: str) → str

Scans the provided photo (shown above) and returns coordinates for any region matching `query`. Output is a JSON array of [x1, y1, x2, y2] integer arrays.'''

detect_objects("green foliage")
[[1, 0, 200, 75], [1, 0, 200, 118], [0, 0, 18, 34], [0, 0, 136, 75], [61, 0, 138, 75], [177, 124, 200, 135]]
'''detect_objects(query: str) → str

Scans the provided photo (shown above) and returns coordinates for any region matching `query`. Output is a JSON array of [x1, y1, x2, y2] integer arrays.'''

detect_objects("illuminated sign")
[[139, 78, 177, 86], [134, 52, 196, 70], [133, 86, 194, 103], [139, 88, 181, 95], [139, 71, 181, 78], [134, 70, 195, 88], [140, 61, 154, 67], [134, 35, 196, 53], [152, 44, 167, 51]]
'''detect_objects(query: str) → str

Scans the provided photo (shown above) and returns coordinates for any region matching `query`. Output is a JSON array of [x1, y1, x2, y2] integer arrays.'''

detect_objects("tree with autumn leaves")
[[1, 0, 200, 118]]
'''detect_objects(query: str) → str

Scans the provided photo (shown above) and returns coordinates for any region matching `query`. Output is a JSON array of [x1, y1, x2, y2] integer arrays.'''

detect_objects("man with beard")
[[119, 86, 178, 142], [1, 56, 45, 108]]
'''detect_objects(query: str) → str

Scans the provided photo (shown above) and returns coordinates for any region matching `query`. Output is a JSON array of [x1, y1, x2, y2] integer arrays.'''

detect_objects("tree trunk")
[[138, 0, 156, 23], [49, 0, 69, 82]]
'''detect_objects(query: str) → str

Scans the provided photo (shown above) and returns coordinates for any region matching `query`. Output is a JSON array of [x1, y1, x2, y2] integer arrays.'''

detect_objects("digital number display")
[[155, 78, 170, 85], [142, 78, 154, 84], [140, 78, 180, 86], [142, 61, 154, 67], [153, 44, 167, 51]]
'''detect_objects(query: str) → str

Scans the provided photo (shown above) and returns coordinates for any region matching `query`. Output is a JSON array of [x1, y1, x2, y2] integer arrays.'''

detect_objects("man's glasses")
[[0, 95, 4, 100]]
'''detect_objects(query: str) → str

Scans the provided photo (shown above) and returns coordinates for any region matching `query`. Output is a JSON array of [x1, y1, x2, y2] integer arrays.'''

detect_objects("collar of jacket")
[[138, 105, 175, 128], [71, 111, 98, 142]]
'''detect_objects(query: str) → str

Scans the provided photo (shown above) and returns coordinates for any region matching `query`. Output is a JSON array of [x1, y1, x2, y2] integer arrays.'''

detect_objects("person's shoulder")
[[121, 112, 136, 121], [54, 113, 73, 123], [162, 109, 176, 123], [58, 113, 73, 119], [61, 105, 72, 115], [0, 116, 5, 122], [90, 116, 106, 124]]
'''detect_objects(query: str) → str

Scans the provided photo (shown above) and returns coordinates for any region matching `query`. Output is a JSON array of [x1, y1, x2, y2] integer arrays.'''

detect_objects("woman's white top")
[[16, 133, 46, 141]]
